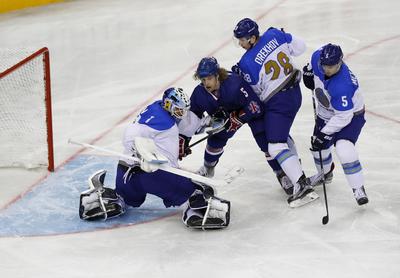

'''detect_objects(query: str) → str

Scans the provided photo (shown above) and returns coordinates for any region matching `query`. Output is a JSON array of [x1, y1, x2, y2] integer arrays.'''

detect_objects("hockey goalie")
[[79, 87, 230, 229]]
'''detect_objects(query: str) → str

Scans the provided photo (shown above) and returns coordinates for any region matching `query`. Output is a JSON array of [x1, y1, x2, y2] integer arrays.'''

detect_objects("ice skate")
[[310, 163, 335, 187], [197, 165, 215, 178], [288, 174, 319, 208], [353, 186, 369, 205], [276, 171, 294, 195]]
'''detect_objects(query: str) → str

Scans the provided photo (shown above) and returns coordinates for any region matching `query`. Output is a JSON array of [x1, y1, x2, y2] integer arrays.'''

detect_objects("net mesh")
[[0, 49, 49, 169]]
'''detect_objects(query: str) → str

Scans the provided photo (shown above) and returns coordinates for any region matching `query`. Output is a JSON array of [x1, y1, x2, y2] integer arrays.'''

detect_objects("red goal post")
[[0, 47, 54, 172]]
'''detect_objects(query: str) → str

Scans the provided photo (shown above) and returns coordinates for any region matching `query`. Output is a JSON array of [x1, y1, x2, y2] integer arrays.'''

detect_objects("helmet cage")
[[162, 87, 190, 119]]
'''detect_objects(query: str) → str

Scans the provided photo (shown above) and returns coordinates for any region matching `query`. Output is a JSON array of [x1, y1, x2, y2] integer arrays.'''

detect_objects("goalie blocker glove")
[[178, 134, 192, 160]]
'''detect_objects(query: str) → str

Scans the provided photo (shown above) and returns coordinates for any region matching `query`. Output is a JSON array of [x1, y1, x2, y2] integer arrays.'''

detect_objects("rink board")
[[0, 0, 63, 14], [0, 155, 179, 237]]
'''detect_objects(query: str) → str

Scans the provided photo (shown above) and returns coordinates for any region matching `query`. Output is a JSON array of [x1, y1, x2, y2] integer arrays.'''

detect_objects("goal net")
[[0, 47, 54, 172]]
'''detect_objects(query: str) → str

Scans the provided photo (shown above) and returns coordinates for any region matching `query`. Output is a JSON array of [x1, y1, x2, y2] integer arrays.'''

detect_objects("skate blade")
[[288, 191, 319, 208]]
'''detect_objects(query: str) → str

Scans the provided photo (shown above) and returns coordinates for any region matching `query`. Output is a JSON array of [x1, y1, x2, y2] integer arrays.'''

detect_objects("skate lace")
[[353, 187, 366, 199]]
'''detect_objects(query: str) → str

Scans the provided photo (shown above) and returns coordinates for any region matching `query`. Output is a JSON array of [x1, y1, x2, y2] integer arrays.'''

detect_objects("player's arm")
[[223, 83, 263, 132], [283, 31, 306, 57], [321, 85, 354, 135]]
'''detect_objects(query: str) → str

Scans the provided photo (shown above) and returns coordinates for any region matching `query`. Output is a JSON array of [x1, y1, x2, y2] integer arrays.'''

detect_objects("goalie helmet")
[[233, 18, 259, 39], [320, 43, 343, 66], [196, 57, 220, 78], [162, 87, 190, 119]]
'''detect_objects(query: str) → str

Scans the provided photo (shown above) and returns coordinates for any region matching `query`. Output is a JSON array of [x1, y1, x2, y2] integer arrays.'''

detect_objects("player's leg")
[[115, 163, 147, 207], [197, 130, 235, 177], [265, 86, 317, 204], [132, 169, 230, 228], [309, 117, 335, 187], [136, 169, 197, 207], [182, 191, 230, 229], [334, 113, 367, 205], [250, 125, 294, 195], [79, 169, 126, 221]]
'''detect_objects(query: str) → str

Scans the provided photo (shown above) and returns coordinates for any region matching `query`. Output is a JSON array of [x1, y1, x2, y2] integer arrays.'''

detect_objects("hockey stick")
[[187, 119, 228, 150], [311, 90, 329, 225], [68, 139, 229, 188]]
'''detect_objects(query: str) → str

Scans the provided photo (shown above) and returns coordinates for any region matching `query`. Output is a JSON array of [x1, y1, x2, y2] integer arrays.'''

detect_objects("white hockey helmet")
[[162, 87, 190, 119]]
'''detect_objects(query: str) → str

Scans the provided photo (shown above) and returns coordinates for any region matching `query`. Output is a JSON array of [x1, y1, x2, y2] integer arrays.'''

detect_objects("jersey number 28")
[[264, 51, 293, 80]]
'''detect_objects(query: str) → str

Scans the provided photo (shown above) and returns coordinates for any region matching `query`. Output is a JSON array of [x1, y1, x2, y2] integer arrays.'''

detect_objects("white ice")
[[0, 0, 400, 277]]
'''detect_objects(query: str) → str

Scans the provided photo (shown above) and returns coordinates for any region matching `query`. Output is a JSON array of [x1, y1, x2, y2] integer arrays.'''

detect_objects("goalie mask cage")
[[0, 47, 54, 172]]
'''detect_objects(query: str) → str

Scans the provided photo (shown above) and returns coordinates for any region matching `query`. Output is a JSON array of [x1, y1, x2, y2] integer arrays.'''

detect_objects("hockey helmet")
[[162, 87, 190, 119], [196, 57, 220, 78], [320, 43, 343, 66], [233, 18, 259, 39]]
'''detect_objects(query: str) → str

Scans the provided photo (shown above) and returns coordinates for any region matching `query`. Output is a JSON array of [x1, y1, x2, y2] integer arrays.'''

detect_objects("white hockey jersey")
[[121, 100, 180, 168], [310, 48, 365, 135], [237, 27, 306, 102]]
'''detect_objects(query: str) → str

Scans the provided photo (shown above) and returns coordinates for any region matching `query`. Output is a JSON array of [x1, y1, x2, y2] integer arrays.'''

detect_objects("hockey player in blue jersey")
[[303, 43, 368, 205], [232, 18, 319, 206], [178, 57, 296, 195], [79, 87, 231, 229]]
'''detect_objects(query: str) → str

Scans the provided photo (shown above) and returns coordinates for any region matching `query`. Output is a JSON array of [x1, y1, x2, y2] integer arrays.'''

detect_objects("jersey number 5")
[[264, 51, 293, 80]]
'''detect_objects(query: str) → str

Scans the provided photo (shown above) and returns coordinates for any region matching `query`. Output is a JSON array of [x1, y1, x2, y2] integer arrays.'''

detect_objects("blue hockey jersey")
[[190, 73, 263, 124]]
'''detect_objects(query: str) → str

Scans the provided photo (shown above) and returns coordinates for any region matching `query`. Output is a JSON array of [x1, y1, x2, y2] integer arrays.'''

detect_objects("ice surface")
[[0, 0, 399, 277]]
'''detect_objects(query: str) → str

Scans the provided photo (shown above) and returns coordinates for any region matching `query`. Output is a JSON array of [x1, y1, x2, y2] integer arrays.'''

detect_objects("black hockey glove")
[[212, 109, 228, 121], [302, 63, 315, 90], [231, 63, 242, 76], [179, 134, 192, 160], [311, 131, 333, 151], [225, 110, 244, 132]]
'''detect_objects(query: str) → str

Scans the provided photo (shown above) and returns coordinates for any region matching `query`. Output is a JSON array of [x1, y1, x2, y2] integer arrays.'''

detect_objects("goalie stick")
[[68, 139, 243, 188]]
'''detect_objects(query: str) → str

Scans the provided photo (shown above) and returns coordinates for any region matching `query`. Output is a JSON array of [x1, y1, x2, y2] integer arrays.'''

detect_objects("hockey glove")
[[212, 109, 228, 121], [225, 110, 244, 132], [231, 63, 242, 76], [225, 111, 244, 132], [311, 130, 333, 151], [179, 134, 192, 160], [302, 63, 315, 90]]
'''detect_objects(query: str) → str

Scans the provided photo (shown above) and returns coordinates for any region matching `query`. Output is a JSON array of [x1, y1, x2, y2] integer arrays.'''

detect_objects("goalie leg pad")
[[79, 187, 126, 221], [182, 195, 230, 230]]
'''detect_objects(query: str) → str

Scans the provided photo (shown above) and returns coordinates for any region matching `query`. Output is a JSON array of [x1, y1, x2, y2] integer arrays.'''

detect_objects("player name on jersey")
[[255, 38, 279, 65]]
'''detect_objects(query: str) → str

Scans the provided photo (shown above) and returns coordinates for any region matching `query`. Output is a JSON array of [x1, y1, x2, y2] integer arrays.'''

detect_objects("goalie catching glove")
[[79, 170, 126, 221]]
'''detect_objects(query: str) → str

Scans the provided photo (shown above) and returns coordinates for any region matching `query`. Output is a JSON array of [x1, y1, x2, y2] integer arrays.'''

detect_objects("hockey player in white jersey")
[[232, 18, 319, 207], [303, 43, 368, 205], [79, 87, 231, 229]]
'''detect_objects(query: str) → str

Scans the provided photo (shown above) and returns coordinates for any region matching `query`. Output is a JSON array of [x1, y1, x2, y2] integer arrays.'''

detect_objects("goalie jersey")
[[122, 100, 180, 168]]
